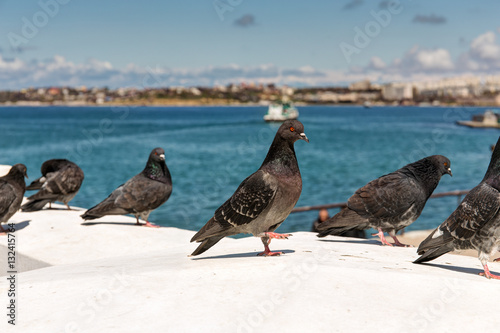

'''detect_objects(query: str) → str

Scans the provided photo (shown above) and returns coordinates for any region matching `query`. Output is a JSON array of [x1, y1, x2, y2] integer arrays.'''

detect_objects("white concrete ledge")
[[1, 206, 500, 332]]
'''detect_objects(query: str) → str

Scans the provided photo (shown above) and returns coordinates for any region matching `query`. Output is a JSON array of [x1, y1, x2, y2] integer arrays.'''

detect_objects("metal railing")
[[291, 189, 470, 214]]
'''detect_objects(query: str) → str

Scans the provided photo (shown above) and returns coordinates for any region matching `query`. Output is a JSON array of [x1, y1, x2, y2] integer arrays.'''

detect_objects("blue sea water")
[[0, 105, 497, 234]]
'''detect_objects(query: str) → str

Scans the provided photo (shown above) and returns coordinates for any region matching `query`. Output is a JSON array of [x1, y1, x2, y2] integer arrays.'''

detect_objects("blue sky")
[[1, 0, 500, 89]]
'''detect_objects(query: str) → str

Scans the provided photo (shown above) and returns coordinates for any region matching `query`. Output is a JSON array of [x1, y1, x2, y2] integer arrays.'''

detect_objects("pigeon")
[[21, 159, 84, 211], [81, 148, 172, 228], [0, 164, 28, 233], [190, 120, 309, 257], [317, 155, 452, 246], [415, 137, 500, 279]]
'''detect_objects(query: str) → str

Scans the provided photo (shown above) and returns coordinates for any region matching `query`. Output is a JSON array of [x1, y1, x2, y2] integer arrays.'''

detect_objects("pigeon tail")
[[414, 245, 454, 264], [21, 199, 51, 212], [316, 208, 369, 237], [317, 225, 360, 238], [414, 229, 454, 264], [190, 235, 225, 256]]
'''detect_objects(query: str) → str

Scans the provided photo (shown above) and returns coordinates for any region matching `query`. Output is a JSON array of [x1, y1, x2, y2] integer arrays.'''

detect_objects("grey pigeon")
[[0, 164, 28, 233], [81, 148, 172, 228], [317, 155, 452, 246], [190, 120, 309, 256], [415, 137, 500, 279], [22, 159, 84, 211]]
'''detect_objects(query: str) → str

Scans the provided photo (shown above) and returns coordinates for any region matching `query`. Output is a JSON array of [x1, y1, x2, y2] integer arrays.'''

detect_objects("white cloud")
[[2, 29, 500, 89], [457, 31, 500, 71], [367, 56, 386, 70]]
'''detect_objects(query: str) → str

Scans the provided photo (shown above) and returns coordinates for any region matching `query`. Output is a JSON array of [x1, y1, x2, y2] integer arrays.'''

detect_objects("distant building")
[[382, 83, 413, 101], [349, 80, 371, 91]]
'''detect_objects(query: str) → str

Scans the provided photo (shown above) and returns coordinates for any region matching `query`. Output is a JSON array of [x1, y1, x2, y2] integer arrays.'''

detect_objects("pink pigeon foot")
[[256, 232, 291, 256], [143, 221, 160, 228], [257, 243, 283, 256], [479, 264, 500, 279], [389, 234, 412, 247], [372, 229, 393, 246], [135, 218, 160, 228]]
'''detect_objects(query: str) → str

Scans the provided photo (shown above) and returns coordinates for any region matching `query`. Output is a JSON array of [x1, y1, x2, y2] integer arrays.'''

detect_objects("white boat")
[[456, 109, 500, 129], [263, 102, 299, 122]]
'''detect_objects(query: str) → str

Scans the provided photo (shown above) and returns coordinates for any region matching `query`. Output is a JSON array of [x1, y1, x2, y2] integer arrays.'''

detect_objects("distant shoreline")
[[0, 101, 494, 108]]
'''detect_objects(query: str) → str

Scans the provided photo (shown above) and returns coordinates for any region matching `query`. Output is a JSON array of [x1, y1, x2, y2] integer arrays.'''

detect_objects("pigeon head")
[[149, 147, 166, 163], [277, 120, 309, 143], [144, 147, 170, 182], [9, 164, 28, 179], [429, 155, 452, 177]]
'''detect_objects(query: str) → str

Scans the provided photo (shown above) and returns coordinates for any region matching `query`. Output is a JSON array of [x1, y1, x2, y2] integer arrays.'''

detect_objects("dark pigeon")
[[22, 159, 84, 211], [81, 148, 172, 228], [0, 164, 28, 233], [190, 120, 309, 257], [317, 155, 452, 246], [415, 137, 500, 279]]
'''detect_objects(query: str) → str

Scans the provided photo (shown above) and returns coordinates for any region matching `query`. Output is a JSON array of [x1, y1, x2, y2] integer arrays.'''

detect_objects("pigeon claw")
[[479, 264, 500, 279], [479, 272, 500, 280], [493, 258, 500, 262], [257, 250, 283, 256], [142, 221, 161, 228]]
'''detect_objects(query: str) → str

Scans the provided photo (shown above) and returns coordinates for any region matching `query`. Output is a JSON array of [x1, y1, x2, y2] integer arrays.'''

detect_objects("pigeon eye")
[[444, 162, 448, 167], [289, 127, 295, 132], [155, 152, 158, 155]]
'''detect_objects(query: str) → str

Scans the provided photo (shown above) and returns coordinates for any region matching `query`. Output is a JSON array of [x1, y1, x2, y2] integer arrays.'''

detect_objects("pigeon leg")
[[49, 202, 52, 209], [257, 236, 282, 256], [479, 263, 500, 279], [388, 230, 411, 247], [371, 228, 393, 246], [0, 224, 6, 235], [65, 204, 72, 210]]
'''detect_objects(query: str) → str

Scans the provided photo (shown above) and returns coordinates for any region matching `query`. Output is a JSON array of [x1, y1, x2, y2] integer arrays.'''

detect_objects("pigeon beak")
[[159, 154, 165, 161], [299, 132, 309, 143], [446, 168, 452, 177]]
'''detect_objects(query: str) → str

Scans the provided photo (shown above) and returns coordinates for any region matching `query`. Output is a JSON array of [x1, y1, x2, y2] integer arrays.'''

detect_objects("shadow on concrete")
[[414, 262, 499, 278], [81, 221, 162, 228], [0, 220, 31, 233], [190, 249, 296, 260], [317, 238, 382, 246]]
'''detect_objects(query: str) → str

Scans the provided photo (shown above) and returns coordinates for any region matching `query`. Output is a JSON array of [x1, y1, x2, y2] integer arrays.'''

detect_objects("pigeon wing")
[[115, 175, 172, 213], [0, 181, 16, 218], [215, 170, 276, 227], [443, 183, 500, 241], [348, 172, 420, 220], [191, 170, 276, 242]]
